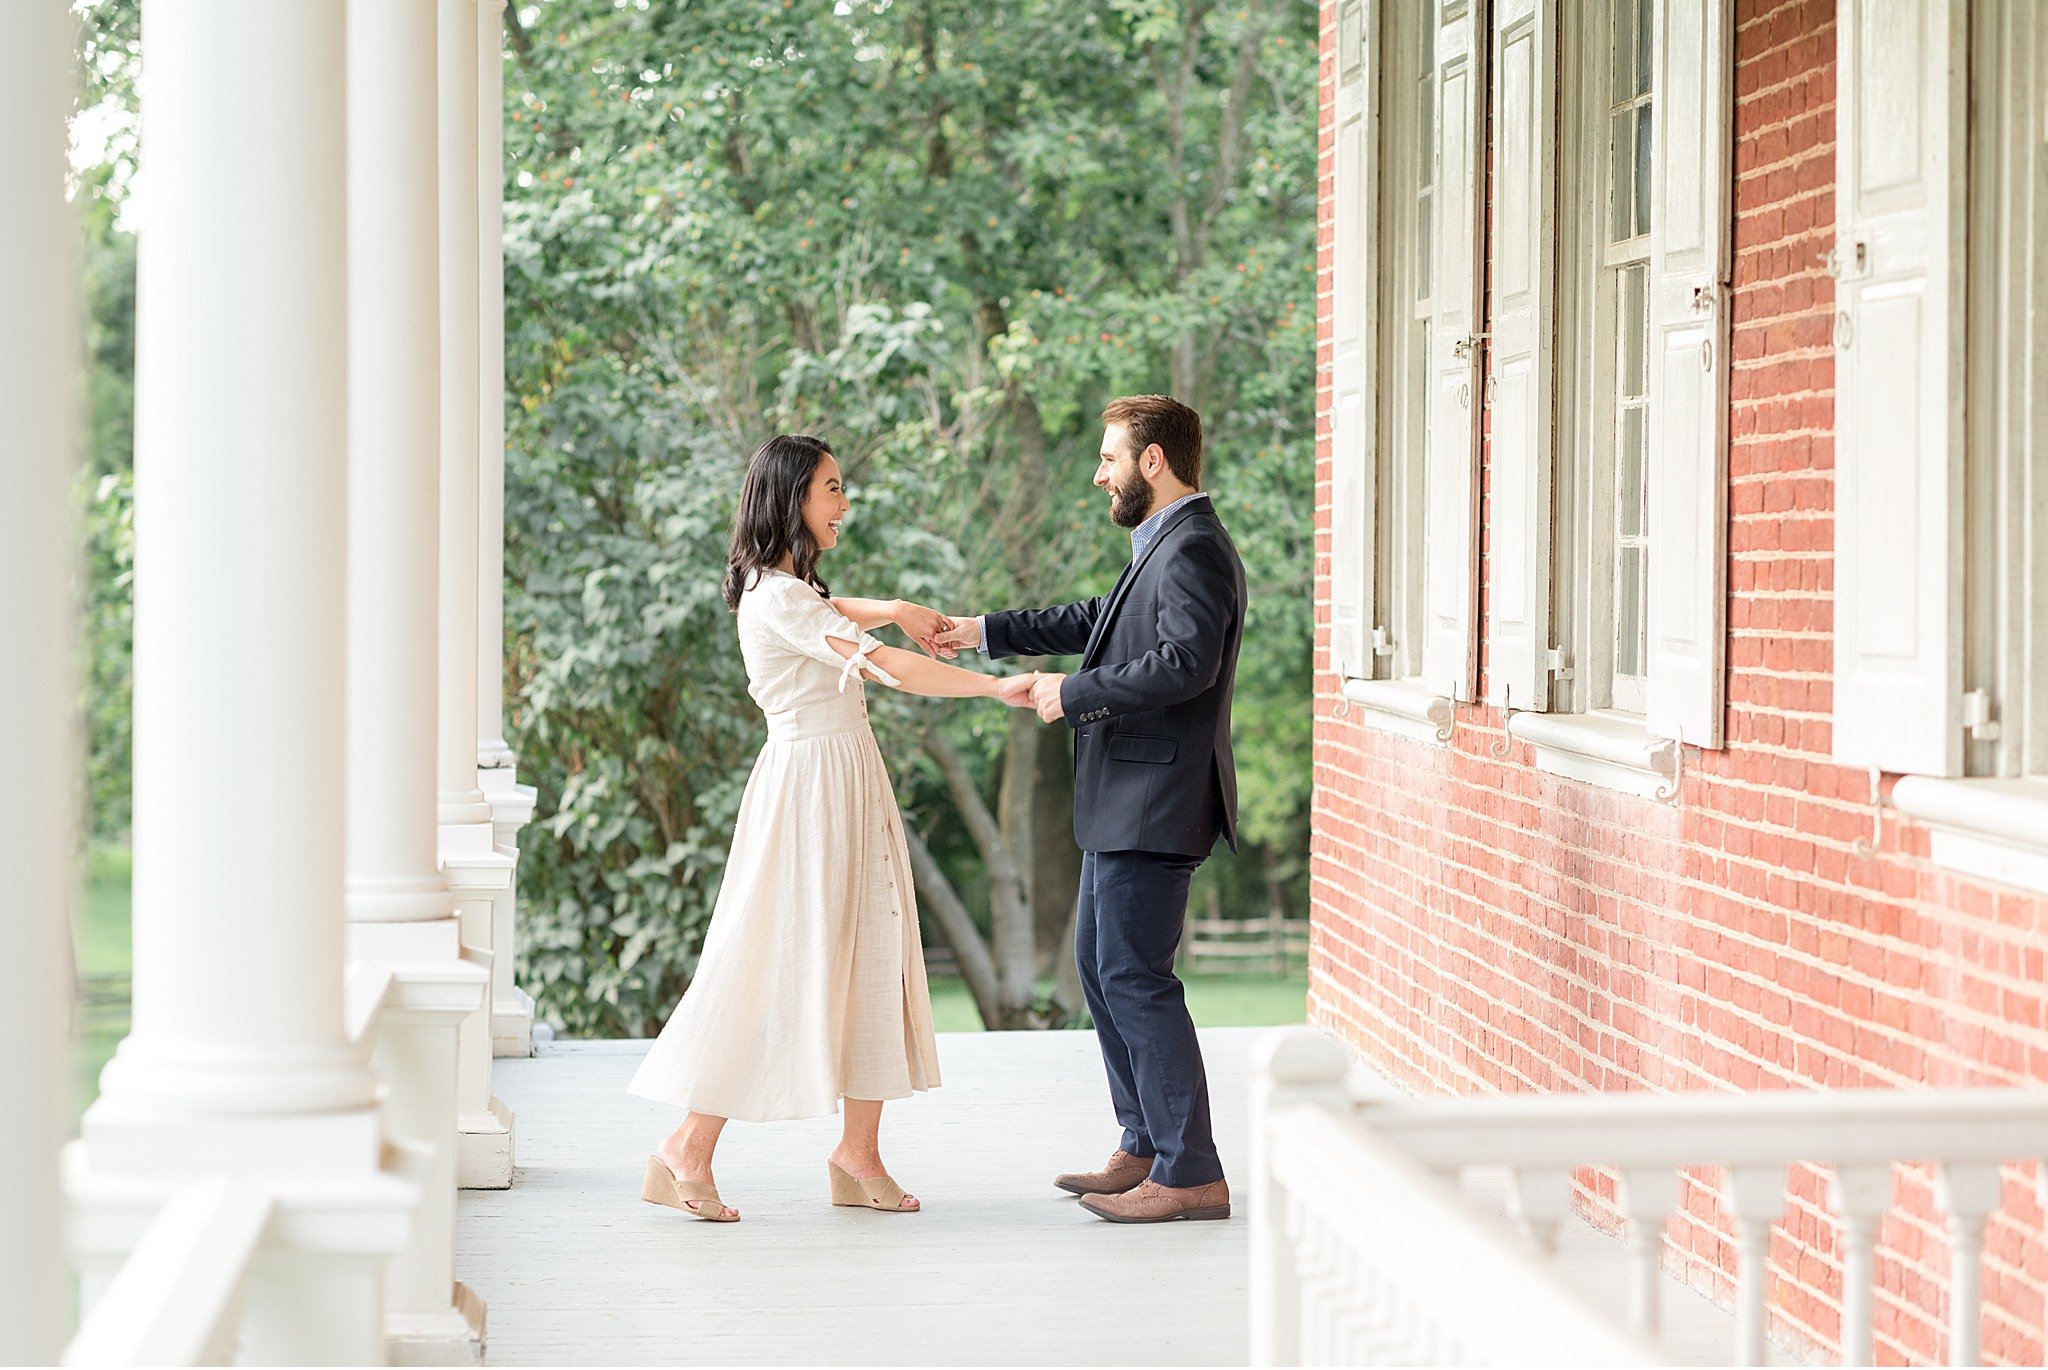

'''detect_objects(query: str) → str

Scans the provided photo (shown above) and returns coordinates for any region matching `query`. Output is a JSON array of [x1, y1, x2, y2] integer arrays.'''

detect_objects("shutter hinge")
[[1823, 238, 1868, 280], [1372, 625, 1397, 657], [1963, 688, 2001, 741], [1546, 647, 1574, 680]]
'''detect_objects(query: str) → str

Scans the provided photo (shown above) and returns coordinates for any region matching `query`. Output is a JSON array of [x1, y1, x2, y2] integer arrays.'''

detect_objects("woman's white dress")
[[625, 568, 942, 1121]]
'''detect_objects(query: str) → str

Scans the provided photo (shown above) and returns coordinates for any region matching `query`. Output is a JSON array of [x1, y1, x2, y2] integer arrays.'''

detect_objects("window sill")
[[1339, 676, 1456, 747], [1891, 776, 2048, 896], [1507, 710, 1681, 802]]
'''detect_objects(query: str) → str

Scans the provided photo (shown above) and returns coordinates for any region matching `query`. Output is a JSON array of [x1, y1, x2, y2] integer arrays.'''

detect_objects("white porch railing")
[[62, 963, 429, 1367], [1252, 1027, 2048, 1368], [63, 1180, 273, 1367]]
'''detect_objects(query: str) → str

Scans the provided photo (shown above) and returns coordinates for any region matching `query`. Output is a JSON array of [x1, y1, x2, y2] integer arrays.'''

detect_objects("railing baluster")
[[1935, 1163, 2001, 1367], [1828, 1164, 1894, 1367], [1251, 1030, 1351, 1368], [1619, 1168, 1681, 1339], [1509, 1167, 1577, 1258], [1724, 1165, 1788, 1367]]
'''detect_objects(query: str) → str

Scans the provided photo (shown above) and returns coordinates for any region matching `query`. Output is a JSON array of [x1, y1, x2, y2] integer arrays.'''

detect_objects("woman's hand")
[[995, 671, 1040, 707], [893, 600, 952, 657]]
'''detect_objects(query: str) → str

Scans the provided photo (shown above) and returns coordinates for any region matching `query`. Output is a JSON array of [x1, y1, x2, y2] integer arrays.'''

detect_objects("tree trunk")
[[901, 823, 1004, 1028], [1031, 727, 1080, 973], [922, 720, 1036, 1026]]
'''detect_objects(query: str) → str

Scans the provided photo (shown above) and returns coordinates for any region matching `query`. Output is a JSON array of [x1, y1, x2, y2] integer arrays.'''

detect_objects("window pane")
[[1619, 262, 1647, 398], [1638, 0, 1654, 98], [1609, 110, 1634, 242], [1611, 0, 1636, 104], [1616, 544, 1646, 679], [1634, 104, 1653, 235], [1635, 0, 1653, 98], [1619, 407, 1646, 537]]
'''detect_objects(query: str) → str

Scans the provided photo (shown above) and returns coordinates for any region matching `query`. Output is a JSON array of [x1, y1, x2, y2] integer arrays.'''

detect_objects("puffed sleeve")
[[764, 577, 903, 692]]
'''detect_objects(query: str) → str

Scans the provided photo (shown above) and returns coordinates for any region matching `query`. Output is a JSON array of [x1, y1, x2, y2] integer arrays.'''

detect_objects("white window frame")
[[1371, 0, 1436, 688], [1890, 0, 2048, 891], [1337, 0, 1484, 746], [1515, 0, 1730, 796], [1558, 0, 1652, 720]]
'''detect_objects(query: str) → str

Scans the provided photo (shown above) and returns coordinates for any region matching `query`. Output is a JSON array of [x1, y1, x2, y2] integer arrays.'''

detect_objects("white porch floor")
[[457, 1028, 1784, 1366]]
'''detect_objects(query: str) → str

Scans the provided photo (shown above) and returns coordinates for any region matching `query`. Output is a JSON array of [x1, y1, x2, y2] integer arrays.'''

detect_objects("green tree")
[[501, 0, 1316, 1035]]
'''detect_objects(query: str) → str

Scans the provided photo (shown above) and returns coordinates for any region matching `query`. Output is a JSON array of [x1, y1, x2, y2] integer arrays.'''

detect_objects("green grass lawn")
[[73, 844, 133, 1124], [926, 971, 1306, 1033], [73, 846, 1306, 1117]]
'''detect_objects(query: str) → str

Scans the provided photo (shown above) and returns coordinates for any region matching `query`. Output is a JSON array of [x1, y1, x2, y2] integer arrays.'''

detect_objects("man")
[[935, 394, 1246, 1224]]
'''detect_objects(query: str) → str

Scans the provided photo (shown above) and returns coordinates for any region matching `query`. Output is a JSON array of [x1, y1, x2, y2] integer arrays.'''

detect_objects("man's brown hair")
[[1102, 394, 1203, 489]]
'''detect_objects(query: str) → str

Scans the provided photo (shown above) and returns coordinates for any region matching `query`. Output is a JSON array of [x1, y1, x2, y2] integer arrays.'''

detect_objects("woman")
[[627, 433, 1033, 1222]]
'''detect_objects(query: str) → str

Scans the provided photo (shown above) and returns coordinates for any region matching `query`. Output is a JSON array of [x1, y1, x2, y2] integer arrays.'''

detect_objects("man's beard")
[[1110, 466, 1153, 529]]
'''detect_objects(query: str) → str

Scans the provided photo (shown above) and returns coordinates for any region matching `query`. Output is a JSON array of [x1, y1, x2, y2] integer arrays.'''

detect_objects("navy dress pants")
[[1073, 848, 1223, 1189]]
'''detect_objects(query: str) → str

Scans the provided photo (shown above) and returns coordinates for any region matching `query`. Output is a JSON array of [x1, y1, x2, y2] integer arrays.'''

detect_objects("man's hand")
[[930, 615, 983, 659], [1032, 672, 1068, 724], [996, 672, 1038, 708], [893, 600, 950, 657]]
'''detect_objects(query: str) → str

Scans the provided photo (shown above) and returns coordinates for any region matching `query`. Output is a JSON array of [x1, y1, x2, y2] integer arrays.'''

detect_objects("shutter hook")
[[1849, 767, 1887, 858], [1490, 682, 1516, 760], [1652, 740, 1685, 804], [1438, 678, 1459, 744]]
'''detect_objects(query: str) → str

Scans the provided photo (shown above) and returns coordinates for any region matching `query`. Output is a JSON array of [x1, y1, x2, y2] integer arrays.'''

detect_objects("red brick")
[[1308, 0, 2048, 1362]]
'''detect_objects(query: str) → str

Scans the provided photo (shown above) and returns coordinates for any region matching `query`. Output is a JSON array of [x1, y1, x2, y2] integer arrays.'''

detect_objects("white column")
[[70, 4, 413, 1362], [346, 0, 493, 1358], [475, 0, 514, 777], [475, 0, 542, 1060], [440, 0, 518, 1189], [0, 6, 78, 1362]]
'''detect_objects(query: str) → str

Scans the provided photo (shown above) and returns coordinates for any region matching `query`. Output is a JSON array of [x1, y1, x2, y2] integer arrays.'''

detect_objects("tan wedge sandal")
[[641, 1155, 739, 1222], [827, 1160, 919, 1213]]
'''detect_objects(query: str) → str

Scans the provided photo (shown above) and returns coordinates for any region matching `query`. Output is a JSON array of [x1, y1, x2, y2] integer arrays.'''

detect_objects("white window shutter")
[[1831, 0, 1966, 775], [1644, 0, 1734, 747], [1329, 0, 1378, 681], [1482, 0, 1556, 712], [1420, 0, 1486, 702]]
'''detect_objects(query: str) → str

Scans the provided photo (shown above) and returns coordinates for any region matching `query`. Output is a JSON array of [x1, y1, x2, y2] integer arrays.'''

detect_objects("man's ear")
[[1142, 443, 1167, 478]]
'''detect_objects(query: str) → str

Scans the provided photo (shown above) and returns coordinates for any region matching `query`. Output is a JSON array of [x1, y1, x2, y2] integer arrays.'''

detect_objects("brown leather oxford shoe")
[[1078, 1177, 1231, 1223], [1053, 1148, 1154, 1196]]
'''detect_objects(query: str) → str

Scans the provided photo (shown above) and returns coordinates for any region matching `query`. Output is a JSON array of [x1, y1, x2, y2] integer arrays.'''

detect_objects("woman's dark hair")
[[722, 434, 835, 610]]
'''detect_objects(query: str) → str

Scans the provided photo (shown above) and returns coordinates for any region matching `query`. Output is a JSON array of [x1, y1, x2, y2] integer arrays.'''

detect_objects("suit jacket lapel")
[[1082, 497, 1209, 667]]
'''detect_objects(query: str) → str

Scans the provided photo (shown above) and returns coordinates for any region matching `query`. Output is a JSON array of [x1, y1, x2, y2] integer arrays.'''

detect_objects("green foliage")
[[501, 0, 1320, 1035], [65, 0, 1319, 1035], [78, 160, 139, 841]]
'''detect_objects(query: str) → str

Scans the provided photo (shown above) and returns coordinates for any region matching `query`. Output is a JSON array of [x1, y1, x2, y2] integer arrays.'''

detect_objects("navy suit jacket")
[[984, 497, 1246, 858]]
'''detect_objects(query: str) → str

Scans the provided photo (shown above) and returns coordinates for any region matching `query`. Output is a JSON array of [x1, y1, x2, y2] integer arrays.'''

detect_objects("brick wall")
[[1309, 0, 2048, 1362]]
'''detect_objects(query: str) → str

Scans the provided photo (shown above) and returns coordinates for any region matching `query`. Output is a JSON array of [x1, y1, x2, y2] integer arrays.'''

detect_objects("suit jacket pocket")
[[1106, 733, 1177, 765]]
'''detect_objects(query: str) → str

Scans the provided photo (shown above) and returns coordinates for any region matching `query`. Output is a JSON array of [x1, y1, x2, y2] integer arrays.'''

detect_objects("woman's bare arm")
[[825, 635, 1033, 701], [828, 596, 901, 631], [830, 596, 950, 655]]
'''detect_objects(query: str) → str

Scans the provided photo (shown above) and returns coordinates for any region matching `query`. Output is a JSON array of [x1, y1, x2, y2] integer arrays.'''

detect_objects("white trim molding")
[[1893, 776, 2048, 895], [1508, 709, 1680, 801], [1341, 676, 1457, 746]]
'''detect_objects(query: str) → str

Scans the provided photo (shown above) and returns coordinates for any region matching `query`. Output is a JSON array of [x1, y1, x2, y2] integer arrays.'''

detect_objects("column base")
[[456, 1096, 515, 1190], [65, 1135, 422, 1367], [491, 984, 536, 1058], [388, 1280, 488, 1366]]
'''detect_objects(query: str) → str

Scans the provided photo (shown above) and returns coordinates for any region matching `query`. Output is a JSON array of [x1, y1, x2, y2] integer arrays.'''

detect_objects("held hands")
[[994, 670, 1064, 721], [893, 601, 953, 657], [996, 673, 1039, 709], [928, 615, 982, 659], [896, 605, 1058, 719], [1030, 672, 1068, 723]]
